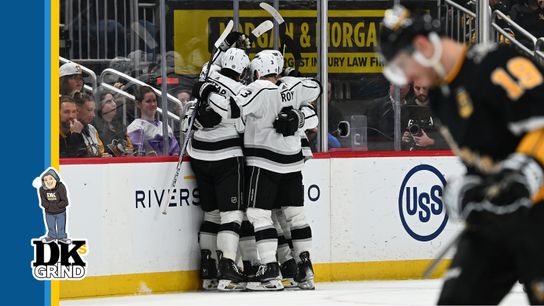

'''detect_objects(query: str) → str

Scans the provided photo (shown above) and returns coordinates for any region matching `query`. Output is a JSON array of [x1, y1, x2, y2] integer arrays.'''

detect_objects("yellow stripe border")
[[60, 259, 451, 299]]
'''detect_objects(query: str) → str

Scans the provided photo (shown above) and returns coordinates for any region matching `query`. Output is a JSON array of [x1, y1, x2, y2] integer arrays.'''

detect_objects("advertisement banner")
[[173, 9, 385, 75]]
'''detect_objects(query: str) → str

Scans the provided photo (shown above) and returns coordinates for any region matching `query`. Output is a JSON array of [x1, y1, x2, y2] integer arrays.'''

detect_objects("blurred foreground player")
[[378, 5, 544, 305]]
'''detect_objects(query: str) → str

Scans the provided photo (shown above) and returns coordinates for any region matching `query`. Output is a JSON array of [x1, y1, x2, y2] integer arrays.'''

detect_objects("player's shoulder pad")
[[237, 80, 278, 105], [210, 72, 243, 96]]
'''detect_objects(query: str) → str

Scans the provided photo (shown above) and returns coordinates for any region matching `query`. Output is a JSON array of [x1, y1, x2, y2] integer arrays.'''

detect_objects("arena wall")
[[59, 152, 464, 298]]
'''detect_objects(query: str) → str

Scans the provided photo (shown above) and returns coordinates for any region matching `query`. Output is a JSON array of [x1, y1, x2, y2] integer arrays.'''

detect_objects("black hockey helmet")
[[377, 5, 443, 85], [377, 5, 441, 62]]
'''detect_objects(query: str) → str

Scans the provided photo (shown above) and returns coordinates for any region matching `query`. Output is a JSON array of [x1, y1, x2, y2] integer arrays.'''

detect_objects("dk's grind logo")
[[31, 168, 88, 280]]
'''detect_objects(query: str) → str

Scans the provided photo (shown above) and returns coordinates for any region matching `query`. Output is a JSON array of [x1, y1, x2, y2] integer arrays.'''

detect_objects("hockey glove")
[[273, 107, 305, 136], [192, 81, 219, 103], [195, 104, 222, 129], [218, 32, 249, 51], [480, 153, 543, 212], [444, 154, 542, 220]]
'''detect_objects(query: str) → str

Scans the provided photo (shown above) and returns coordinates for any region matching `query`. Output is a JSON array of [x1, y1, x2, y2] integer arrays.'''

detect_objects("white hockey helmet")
[[199, 61, 221, 81], [250, 52, 280, 79], [256, 49, 284, 72], [220, 48, 250, 74]]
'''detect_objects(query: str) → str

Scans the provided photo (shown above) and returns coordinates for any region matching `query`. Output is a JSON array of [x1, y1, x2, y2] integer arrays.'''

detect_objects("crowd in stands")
[[59, 62, 181, 158], [58, 0, 543, 157]]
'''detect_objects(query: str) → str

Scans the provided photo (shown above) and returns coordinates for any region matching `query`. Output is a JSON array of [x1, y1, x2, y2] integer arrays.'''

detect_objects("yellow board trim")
[[51, 0, 60, 305], [60, 259, 451, 299]]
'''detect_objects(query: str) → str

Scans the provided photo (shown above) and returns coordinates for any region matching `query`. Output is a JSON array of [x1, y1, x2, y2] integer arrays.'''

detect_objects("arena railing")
[[62, 0, 158, 64], [99, 68, 183, 111], [439, 0, 477, 46], [99, 82, 185, 148], [491, 10, 544, 62]]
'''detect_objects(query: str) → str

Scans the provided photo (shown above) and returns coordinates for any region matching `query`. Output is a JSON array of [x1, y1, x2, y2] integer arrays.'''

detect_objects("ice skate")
[[246, 262, 284, 291], [280, 258, 298, 288], [295, 251, 315, 290], [200, 249, 218, 290], [217, 251, 247, 291]]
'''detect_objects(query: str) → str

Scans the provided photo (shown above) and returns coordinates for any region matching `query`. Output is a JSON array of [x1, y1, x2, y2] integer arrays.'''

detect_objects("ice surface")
[[61, 279, 528, 306]]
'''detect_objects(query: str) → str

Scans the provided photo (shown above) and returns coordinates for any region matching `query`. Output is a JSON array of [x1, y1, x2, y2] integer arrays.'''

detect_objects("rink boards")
[[58, 153, 464, 298]]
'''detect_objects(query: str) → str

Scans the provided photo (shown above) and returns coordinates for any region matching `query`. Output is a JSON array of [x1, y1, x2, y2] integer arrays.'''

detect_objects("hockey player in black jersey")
[[378, 5, 544, 304], [188, 48, 249, 291]]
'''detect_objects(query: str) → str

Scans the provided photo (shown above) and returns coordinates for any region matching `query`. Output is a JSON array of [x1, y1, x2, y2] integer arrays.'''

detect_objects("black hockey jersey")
[[429, 44, 544, 186]]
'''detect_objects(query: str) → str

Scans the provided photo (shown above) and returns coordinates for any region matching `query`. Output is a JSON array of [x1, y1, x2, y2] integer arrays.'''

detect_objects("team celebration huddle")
[[185, 19, 321, 291]]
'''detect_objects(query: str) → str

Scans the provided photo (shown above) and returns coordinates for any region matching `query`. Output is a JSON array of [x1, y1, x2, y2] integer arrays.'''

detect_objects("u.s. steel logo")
[[398, 164, 448, 242]]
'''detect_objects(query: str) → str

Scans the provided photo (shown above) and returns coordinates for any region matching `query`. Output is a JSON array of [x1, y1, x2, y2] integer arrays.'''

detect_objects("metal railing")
[[99, 68, 183, 110], [440, 0, 544, 63], [439, 0, 477, 46], [491, 10, 544, 62], [99, 82, 185, 146], [62, 0, 158, 63]]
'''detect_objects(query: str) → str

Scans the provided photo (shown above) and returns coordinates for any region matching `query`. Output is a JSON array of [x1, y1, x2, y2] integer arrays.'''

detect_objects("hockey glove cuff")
[[443, 175, 485, 220], [499, 153, 544, 198], [282, 67, 300, 77]]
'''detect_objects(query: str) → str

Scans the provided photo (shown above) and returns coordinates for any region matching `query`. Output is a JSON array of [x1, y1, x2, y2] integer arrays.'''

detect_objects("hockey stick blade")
[[214, 20, 234, 49], [163, 21, 233, 216], [249, 20, 274, 43], [259, 3, 284, 24]]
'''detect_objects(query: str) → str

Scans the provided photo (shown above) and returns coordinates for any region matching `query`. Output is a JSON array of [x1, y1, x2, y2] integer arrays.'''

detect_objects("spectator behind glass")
[[365, 83, 411, 151], [59, 62, 84, 96], [73, 92, 106, 157], [127, 86, 181, 156], [401, 81, 448, 151], [176, 89, 192, 106], [94, 92, 134, 156], [305, 81, 343, 151], [59, 95, 87, 158], [510, 0, 544, 48]]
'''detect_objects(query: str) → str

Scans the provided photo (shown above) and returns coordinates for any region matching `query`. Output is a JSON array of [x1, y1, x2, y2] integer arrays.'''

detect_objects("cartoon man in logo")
[[34, 168, 71, 244]]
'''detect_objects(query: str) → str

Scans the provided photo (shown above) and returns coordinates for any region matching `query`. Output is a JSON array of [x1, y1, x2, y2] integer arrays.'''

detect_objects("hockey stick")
[[162, 20, 234, 215], [247, 20, 274, 52], [422, 229, 463, 278], [259, 2, 302, 70]]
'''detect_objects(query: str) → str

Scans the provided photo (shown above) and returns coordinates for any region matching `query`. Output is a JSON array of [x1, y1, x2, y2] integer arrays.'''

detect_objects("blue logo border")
[[398, 164, 448, 242]]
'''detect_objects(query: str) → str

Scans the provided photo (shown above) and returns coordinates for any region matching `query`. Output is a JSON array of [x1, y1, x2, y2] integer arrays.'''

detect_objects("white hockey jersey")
[[187, 70, 245, 161], [209, 79, 305, 173], [277, 76, 321, 159]]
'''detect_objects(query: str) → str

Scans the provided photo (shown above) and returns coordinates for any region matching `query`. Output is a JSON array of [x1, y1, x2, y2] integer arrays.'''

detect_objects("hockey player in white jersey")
[[188, 48, 249, 291], [196, 52, 303, 291], [256, 50, 321, 290]]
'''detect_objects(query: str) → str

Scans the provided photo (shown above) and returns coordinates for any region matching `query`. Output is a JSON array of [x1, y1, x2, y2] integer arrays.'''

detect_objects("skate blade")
[[202, 279, 218, 290], [282, 278, 299, 289], [297, 278, 315, 290], [246, 280, 284, 291], [217, 279, 247, 291]]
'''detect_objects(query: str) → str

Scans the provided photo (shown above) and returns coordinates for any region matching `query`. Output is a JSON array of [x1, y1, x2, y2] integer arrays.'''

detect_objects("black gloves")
[[273, 107, 305, 136], [192, 81, 220, 104], [219, 32, 251, 52], [194, 104, 222, 129], [444, 154, 542, 220]]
